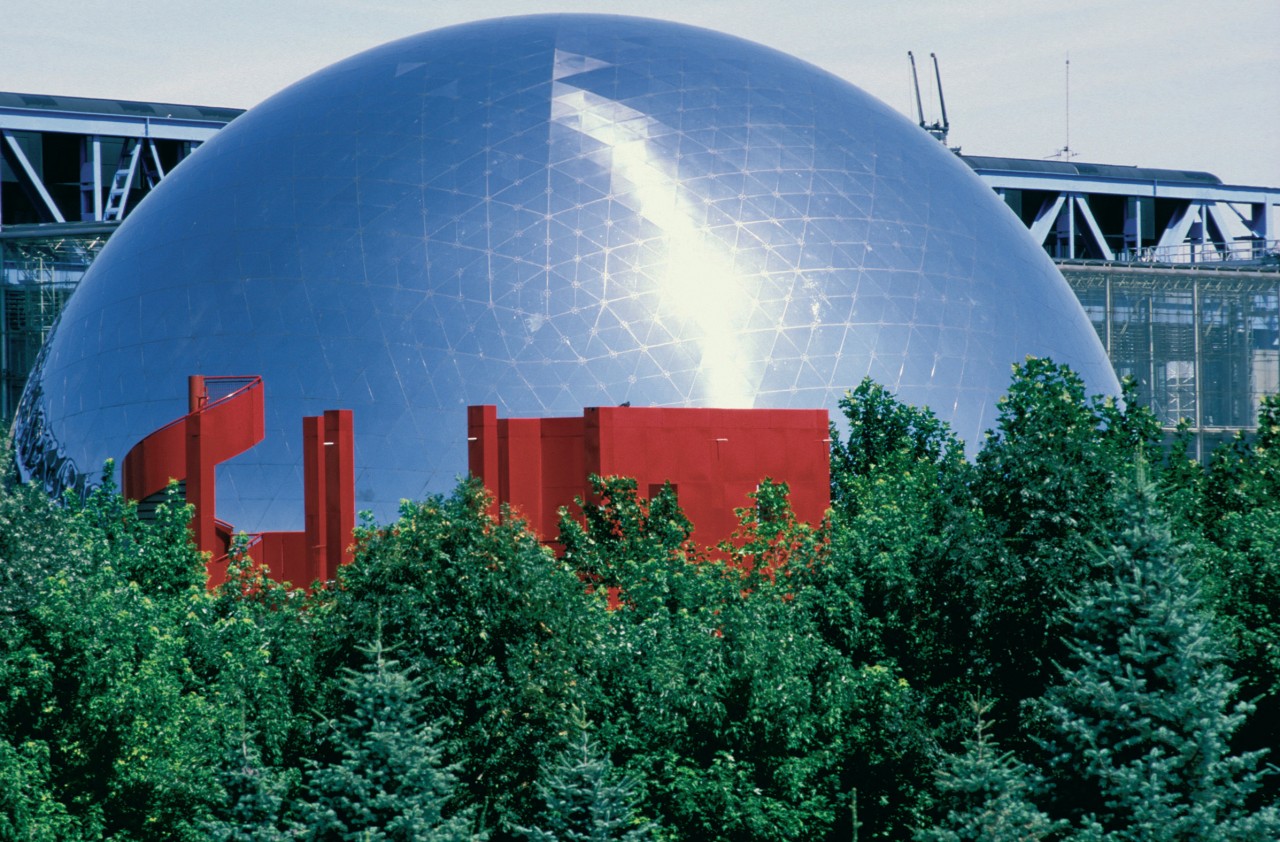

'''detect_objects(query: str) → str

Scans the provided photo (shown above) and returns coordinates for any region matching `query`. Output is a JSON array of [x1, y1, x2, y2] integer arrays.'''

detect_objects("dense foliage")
[[2, 357, 1277, 839]]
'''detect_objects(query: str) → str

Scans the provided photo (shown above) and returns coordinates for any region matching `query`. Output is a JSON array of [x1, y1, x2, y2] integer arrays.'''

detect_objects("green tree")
[[195, 540, 325, 780], [296, 640, 478, 840], [315, 480, 599, 834], [0, 465, 229, 840], [1155, 420, 1207, 544], [974, 360, 1158, 713], [916, 700, 1062, 842], [1193, 506, 1280, 791], [558, 475, 701, 609], [205, 734, 296, 842], [1202, 394, 1280, 526], [564, 476, 933, 841], [1180, 397, 1280, 788], [823, 380, 990, 715], [1035, 473, 1280, 839], [0, 736, 78, 841], [519, 731, 654, 842]]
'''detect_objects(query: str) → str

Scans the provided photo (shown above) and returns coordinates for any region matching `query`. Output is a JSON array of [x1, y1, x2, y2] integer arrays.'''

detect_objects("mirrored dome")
[[14, 14, 1118, 531]]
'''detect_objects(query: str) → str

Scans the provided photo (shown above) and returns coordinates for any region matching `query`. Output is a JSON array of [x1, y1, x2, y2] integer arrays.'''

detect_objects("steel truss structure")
[[966, 156, 1280, 267], [0, 235, 104, 421], [0, 91, 239, 227], [1, 92, 241, 424]]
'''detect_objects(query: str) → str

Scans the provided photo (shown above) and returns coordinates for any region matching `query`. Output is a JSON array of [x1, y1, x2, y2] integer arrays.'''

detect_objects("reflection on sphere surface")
[[14, 15, 1118, 531]]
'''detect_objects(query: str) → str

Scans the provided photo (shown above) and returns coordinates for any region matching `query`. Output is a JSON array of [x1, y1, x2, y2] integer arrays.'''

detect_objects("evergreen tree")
[[296, 640, 478, 841], [1036, 472, 1280, 840], [205, 735, 296, 842], [519, 731, 654, 842], [916, 700, 1062, 842]]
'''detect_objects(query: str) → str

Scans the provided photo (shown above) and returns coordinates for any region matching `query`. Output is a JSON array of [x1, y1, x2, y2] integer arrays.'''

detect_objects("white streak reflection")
[[552, 82, 754, 406]]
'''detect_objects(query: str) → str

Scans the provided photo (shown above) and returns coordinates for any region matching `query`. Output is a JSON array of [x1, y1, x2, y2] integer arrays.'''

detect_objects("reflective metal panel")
[[14, 15, 1118, 531]]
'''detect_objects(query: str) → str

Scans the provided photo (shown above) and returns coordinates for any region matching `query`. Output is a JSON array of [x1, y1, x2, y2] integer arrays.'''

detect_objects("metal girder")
[[1028, 194, 1066, 246], [974, 169, 1278, 205], [1073, 195, 1115, 261], [103, 140, 142, 223], [0, 106, 224, 143], [148, 139, 166, 181], [1207, 203, 1244, 248], [1, 129, 65, 223], [1157, 202, 1200, 249]]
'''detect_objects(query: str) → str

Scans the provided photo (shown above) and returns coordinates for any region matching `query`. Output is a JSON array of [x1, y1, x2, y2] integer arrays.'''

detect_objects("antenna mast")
[[1047, 54, 1077, 160]]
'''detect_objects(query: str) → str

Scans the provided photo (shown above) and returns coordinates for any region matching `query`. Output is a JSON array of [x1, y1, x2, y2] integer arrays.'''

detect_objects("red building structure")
[[122, 375, 354, 588], [467, 405, 831, 546], [121, 377, 830, 588]]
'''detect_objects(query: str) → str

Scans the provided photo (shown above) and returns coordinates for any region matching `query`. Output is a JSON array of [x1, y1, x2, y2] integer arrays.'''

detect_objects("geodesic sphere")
[[14, 14, 1118, 531]]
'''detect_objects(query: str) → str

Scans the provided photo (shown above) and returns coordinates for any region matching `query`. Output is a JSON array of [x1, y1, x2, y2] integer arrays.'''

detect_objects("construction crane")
[[908, 51, 952, 148]]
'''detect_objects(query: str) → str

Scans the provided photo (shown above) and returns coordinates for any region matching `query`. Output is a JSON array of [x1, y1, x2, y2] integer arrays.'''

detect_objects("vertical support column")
[[323, 409, 355, 579], [188, 374, 207, 413], [1193, 279, 1203, 463], [1104, 275, 1113, 356], [468, 404, 499, 517], [92, 138, 102, 222], [0, 287, 8, 422], [1134, 196, 1142, 255], [1068, 194, 1078, 260], [184, 375, 216, 557], [502, 418, 545, 532], [80, 137, 103, 221], [582, 407, 609, 507], [1147, 291, 1156, 424], [302, 414, 327, 584], [1252, 200, 1277, 247]]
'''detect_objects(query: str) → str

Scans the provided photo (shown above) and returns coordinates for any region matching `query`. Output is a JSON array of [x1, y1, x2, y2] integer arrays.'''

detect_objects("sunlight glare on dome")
[[13, 14, 1118, 531]]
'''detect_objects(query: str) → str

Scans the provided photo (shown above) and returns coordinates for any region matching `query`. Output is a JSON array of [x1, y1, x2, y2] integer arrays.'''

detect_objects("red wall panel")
[[469, 405, 829, 547]]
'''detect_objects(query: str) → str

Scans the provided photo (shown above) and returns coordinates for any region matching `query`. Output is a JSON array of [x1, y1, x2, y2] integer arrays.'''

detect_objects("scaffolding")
[[1, 235, 101, 423]]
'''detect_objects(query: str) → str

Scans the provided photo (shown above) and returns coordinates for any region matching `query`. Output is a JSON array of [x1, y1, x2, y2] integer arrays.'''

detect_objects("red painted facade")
[[122, 375, 354, 588], [121, 378, 829, 587], [467, 405, 831, 545]]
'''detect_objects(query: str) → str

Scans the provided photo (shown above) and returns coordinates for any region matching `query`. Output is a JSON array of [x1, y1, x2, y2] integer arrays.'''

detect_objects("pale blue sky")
[[5, 0, 1278, 186]]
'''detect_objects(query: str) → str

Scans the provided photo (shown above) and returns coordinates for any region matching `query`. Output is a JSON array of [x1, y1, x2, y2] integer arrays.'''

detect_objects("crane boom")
[[907, 51, 953, 148], [908, 51, 926, 127], [931, 53, 950, 133]]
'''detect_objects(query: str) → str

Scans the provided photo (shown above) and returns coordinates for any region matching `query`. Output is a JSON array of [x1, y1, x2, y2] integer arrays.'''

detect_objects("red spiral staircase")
[[122, 375, 354, 589]]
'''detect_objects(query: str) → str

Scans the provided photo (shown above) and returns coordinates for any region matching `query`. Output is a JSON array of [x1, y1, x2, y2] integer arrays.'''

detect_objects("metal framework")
[[1, 92, 240, 424], [0, 91, 239, 228], [0, 234, 103, 421], [1063, 262, 1280, 459], [967, 155, 1280, 266]]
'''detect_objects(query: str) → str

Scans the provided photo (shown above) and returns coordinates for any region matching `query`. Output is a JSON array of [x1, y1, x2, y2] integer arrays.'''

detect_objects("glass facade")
[[1, 236, 101, 422], [13, 15, 1117, 531], [1064, 265, 1280, 459]]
